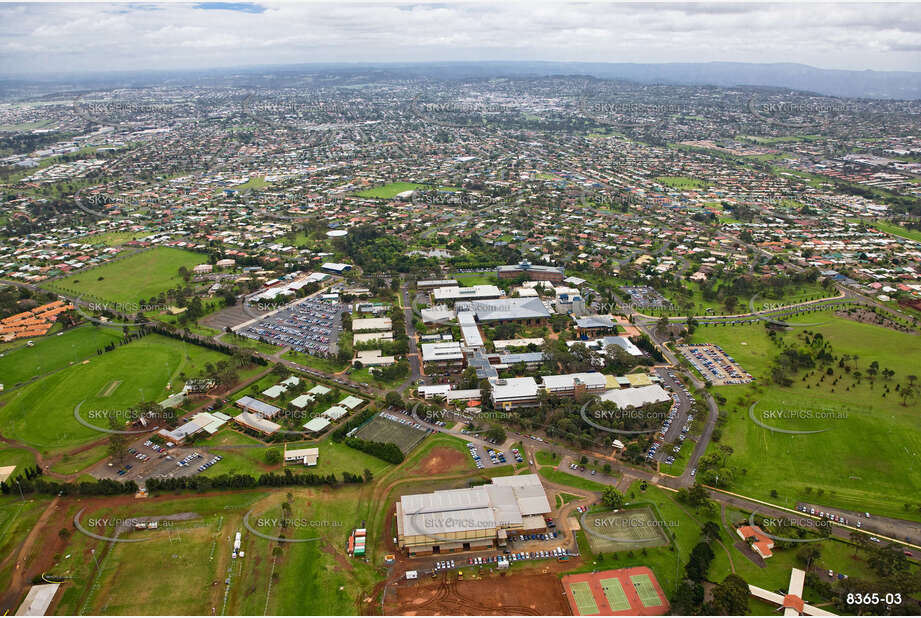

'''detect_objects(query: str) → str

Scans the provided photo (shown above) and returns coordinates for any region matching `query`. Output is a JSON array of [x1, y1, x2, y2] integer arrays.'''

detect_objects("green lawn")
[[659, 438, 695, 476], [44, 247, 206, 305], [538, 468, 611, 492], [869, 220, 921, 243], [691, 314, 921, 519], [48, 443, 109, 475], [654, 176, 710, 191], [74, 230, 144, 247], [0, 497, 53, 595], [354, 181, 460, 199], [569, 481, 893, 608], [52, 487, 380, 615], [0, 325, 124, 387], [282, 349, 349, 373], [0, 446, 37, 476], [0, 334, 231, 455], [197, 430, 393, 479], [451, 272, 499, 287]]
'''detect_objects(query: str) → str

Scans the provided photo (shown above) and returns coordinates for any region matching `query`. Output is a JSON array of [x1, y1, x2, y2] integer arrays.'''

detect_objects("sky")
[[1, 1, 920, 75]]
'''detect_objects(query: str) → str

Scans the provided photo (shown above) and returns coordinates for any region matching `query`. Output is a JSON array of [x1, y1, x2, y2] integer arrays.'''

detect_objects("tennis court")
[[570, 581, 600, 615], [631, 573, 665, 609], [600, 577, 631, 612], [563, 567, 669, 616], [581, 505, 671, 553]]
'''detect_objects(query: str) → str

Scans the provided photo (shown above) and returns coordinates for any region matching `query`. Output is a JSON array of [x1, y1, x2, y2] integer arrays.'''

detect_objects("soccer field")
[[44, 247, 206, 305], [352, 414, 429, 454]]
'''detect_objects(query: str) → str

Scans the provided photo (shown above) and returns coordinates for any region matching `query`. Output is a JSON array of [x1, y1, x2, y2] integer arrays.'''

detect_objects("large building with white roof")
[[396, 474, 551, 555], [489, 377, 540, 409]]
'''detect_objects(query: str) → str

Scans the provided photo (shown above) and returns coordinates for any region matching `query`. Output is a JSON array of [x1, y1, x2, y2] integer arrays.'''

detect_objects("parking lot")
[[91, 436, 222, 486], [465, 442, 519, 469], [621, 285, 672, 309], [238, 297, 344, 355], [676, 343, 752, 385], [430, 542, 571, 574], [648, 368, 695, 465]]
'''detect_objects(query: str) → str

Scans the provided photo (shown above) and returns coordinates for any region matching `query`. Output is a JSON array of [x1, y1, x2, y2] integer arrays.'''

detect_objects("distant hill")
[[370, 61, 921, 100], [4, 60, 920, 101]]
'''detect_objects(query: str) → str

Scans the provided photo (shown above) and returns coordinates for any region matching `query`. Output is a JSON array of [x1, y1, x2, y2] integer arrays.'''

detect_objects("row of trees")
[[145, 468, 371, 492]]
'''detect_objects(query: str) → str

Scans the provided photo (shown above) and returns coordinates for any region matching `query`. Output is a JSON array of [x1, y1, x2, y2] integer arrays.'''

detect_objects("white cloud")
[[0, 2, 918, 74]]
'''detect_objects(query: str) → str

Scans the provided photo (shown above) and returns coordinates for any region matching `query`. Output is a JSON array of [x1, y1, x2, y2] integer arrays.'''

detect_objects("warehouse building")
[[396, 474, 551, 556]]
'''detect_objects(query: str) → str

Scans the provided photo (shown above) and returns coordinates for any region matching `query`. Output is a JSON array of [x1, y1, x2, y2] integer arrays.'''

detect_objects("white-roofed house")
[[303, 416, 331, 433]]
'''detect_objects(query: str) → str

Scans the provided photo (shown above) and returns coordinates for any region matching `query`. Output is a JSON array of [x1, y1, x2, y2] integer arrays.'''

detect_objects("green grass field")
[[570, 481, 903, 605], [0, 325, 124, 387], [0, 446, 36, 477], [451, 272, 499, 287], [354, 181, 460, 199], [691, 314, 921, 518], [869, 220, 921, 243], [538, 468, 611, 492], [654, 176, 710, 191], [0, 334, 231, 455], [50, 487, 381, 615], [197, 430, 394, 479], [44, 247, 206, 304], [282, 349, 349, 373]]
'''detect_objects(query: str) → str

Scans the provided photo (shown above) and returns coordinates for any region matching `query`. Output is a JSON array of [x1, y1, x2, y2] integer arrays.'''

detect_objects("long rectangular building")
[[396, 474, 551, 555], [497, 261, 565, 282]]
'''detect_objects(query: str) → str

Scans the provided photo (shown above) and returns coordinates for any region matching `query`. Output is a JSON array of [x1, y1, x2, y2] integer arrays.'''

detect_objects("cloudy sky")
[[1, 1, 920, 75]]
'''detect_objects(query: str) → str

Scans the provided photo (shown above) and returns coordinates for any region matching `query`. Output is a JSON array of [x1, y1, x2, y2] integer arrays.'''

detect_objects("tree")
[[264, 449, 282, 465], [385, 391, 404, 408], [601, 487, 625, 510], [702, 520, 722, 542], [671, 580, 704, 615], [485, 424, 506, 443], [685, 541, 715, 582], [797, 545, 822, 570], [709, 574, 750, 615], [105, 413, 129, 463]]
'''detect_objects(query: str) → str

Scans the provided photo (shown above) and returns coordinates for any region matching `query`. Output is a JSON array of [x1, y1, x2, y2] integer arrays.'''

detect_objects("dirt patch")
[[321, 541, 354, 573], [387, 570, 571, 615], [98, 380, 121, 397], [411, 447, 468, 476]]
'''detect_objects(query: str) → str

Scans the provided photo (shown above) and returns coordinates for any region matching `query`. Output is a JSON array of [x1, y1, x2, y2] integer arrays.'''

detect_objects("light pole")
[[15, 479, 24, 501]]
